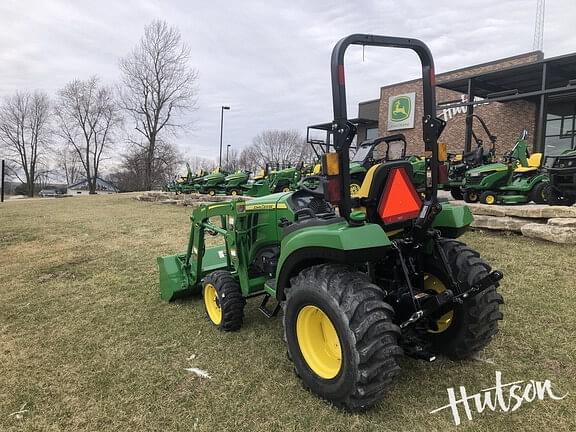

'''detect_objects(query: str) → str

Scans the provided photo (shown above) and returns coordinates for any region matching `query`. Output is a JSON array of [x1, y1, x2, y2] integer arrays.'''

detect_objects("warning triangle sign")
[[378, 167, 422, 224]]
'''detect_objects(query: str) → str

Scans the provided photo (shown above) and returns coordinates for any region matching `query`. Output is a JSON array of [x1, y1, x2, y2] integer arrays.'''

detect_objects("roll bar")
[[330, 34, 445, 221]]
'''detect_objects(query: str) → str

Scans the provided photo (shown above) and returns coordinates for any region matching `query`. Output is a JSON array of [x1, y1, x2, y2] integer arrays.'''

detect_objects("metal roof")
[[438, 52, 576, 103]]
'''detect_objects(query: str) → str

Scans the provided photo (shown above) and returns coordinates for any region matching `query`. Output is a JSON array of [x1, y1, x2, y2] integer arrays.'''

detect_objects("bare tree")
[[108, 141, 182, 191], [119, 19, 199, 191], [0, 91, 51, 197], [54, 144, 82, 185], [54, 77, 122, 194]]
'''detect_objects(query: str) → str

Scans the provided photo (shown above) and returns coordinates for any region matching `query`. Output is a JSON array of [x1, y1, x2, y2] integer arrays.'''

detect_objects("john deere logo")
[[390, 96, 411, 122]]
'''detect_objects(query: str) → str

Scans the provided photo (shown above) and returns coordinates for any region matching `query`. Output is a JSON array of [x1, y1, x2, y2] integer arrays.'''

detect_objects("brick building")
[[357, 51, 576, 158]]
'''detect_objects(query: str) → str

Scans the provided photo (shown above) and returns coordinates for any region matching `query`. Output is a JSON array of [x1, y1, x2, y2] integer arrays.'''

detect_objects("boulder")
[[521, 223, 576, 244], [471, 215, 533, 232], [467, 203, 576, 219], [547, 217, 576, 227], [466, 203, 508, 217], [159, 199, 178, 205]]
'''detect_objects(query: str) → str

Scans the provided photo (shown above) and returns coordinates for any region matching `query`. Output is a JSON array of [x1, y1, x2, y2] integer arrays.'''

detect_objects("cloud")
[[0, 0, 574, 164]]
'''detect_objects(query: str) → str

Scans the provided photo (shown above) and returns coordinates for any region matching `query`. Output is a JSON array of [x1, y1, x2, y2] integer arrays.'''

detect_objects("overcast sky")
[[0, 0, 574, 166]]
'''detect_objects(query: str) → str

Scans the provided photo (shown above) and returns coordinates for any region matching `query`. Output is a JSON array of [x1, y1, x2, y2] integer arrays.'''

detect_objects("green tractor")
[[157, 34, 504, 410], [462, 130, 548, 204], [440, 115, 497, 200], [348, 134, 427, 194], [163, 163, 195, 193], [543, 150, 576, 206]]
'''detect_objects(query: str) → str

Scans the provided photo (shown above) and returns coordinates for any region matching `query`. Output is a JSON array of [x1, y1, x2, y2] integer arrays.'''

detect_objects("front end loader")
[[157, 34, 504, 411]]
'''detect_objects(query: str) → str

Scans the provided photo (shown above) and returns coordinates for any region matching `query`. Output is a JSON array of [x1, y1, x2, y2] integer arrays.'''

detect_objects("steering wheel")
[[299, 175, 326, 197]]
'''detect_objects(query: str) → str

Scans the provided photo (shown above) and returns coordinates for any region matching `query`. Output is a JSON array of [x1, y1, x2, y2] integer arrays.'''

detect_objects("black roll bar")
[[330, 34, 443, 221]]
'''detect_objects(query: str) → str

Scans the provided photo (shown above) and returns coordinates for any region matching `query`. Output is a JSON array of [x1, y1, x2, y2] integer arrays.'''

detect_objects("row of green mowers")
[[157, 34, 504, 410]]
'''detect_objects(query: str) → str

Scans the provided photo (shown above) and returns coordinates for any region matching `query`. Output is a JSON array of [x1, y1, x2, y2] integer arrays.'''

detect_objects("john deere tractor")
[[242, 162, 301, 197], [194, 169, 228, 196], [462, 130, 548, 204], [158, 34, 504, 410], [543, 149, 576, 206]]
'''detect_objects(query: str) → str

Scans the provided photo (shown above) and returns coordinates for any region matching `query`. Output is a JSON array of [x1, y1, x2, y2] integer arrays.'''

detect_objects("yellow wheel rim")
[[424, 274, 454, 333], [350, 183, 361, 196], [469, 192, 477, 201], [203, 283, 222, 325], [296, 305, 342, 379], [231, 190, 237, 196], [485, 195, 495, 205], [209, 190, 215, 196], [282, 187, 291, 192]]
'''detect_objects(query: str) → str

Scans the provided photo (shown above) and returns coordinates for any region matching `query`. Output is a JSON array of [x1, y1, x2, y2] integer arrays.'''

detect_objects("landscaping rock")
[[521, 223, 576, 244], [471, 215, 534, 232], [466, 204, 508, 217], [159, 199, 178, 205], [467, 203, 576, 219], [547, 217, 576, 227]]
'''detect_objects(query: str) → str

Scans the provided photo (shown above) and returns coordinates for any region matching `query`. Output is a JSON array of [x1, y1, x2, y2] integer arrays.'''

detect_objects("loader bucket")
[[157, 253, 194, 301]]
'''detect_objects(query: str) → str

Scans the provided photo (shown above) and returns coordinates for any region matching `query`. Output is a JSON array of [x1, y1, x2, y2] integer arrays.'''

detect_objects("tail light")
[[378, 167, 422, 224], [438, 163, 449, 184], [325, 176, 341, 204]]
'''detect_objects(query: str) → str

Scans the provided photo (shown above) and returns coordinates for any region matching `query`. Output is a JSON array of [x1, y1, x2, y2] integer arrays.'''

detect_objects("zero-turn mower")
[[462, 130, 548, 204], [157, 34, 504, 411]]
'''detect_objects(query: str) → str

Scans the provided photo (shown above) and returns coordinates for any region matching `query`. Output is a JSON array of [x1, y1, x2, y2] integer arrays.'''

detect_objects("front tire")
[[450, 188, 464, 201], [202, 271, 245, 331], [421, 239, 504, 359], [480, 191, 497, 205], [284, 264, 402, 411]]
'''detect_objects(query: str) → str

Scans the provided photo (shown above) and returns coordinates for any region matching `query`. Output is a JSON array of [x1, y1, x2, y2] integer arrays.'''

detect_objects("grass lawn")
[[1, 194, 575, 432]]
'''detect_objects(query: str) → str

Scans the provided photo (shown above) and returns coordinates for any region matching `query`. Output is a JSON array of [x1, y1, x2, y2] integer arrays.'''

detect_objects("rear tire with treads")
[[422, 239, 504, 359], [530, 181, 548, 204], [283, 264, 402, 411]]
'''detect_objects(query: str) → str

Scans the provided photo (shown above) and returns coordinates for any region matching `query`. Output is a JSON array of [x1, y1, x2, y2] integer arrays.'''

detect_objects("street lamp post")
[[219, 106, 230, 170], [226, 144, 231, 168]]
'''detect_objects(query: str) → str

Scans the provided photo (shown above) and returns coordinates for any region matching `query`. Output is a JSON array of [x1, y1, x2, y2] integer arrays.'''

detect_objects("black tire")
[[421, 239, 504, 360], [450, 188, 464, 201], [228, 188, 241, 196], [530, 182, 548, 204], [207, 189, 216, 196], [202, 271, 245, 331], [284, 264, 402, 411], [463, 190, 479, 203], [479, 191, 497, 205], [543, 183, 576, 206]]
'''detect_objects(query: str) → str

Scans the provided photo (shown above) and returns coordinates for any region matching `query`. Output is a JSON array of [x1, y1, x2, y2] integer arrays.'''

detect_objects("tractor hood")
[[466, 162, 507, 176], [349, 162, 365, 175], [225, 172, 248, 181]]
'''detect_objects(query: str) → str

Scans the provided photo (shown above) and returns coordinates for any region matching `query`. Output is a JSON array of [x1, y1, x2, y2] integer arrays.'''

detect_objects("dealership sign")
[[388, 92, 415, 131]]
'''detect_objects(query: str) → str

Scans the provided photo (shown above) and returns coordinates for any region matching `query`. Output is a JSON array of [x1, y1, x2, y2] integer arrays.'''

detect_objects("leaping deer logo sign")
[[390, 95, 411, 122]]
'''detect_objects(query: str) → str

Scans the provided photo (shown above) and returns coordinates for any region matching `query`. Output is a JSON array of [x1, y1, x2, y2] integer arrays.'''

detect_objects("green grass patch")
[[1, 195, 574, 431]]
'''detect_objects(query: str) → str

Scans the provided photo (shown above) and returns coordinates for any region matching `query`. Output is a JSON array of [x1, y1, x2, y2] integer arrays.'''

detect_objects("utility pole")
[[218, 106, 230, 170], [1, 160, 5, 203], [226, 144, 231, 167]]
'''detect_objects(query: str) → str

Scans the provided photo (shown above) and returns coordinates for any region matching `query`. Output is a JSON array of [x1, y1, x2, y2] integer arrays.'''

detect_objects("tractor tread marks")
[[438, 239, 503, 360], [204, 271, 246, 332], [287, 264, 402, 411]]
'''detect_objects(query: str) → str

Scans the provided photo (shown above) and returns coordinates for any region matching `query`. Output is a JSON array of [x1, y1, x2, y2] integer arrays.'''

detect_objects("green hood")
[[466, 162, 507, 176]]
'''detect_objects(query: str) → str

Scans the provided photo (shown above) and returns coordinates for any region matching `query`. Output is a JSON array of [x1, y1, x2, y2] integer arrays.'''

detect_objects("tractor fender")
[[275, 221, 391, 300], [432, 203, 474, 238]]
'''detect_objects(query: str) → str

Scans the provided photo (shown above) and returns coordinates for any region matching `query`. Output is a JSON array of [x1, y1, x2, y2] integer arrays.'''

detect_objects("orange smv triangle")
[[378, 167, 422, 224]]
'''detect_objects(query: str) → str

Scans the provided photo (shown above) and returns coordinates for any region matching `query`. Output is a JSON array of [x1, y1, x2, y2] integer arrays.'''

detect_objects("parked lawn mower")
[[440, 115, 497, 200], [158, 34, 503, 410], [222, 170, 250, 196], [193, 169, 228, 196], [462, 130, 548, 204], [543, 149, 576, 206], [242, 163, 301, 197]]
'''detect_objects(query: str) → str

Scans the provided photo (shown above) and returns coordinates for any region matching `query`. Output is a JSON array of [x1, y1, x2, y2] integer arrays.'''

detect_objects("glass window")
[[545, 136, 573, 156], [366, 127, 379, 140], [546, 119, 562, 135]]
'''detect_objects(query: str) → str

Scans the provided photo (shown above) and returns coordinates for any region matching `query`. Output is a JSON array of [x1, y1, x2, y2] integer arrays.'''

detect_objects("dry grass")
[[0, 194, 575, 432]]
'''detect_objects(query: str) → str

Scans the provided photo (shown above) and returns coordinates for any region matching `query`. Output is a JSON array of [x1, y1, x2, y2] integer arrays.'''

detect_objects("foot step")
[[259, 294, 281, 318]]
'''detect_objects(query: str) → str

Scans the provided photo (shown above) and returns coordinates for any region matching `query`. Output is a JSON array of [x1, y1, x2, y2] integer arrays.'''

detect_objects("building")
[[67, 178, 119, 195], [357, 51, 576, 158]]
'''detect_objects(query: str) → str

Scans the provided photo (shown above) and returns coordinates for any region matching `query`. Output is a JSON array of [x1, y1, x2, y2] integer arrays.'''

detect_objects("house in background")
[[67, 178, 119, 196]]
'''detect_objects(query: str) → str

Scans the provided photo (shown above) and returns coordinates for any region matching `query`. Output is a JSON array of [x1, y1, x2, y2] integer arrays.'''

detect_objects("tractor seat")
[[515, 153, 542, 173], [354, 160, 420, 227]]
